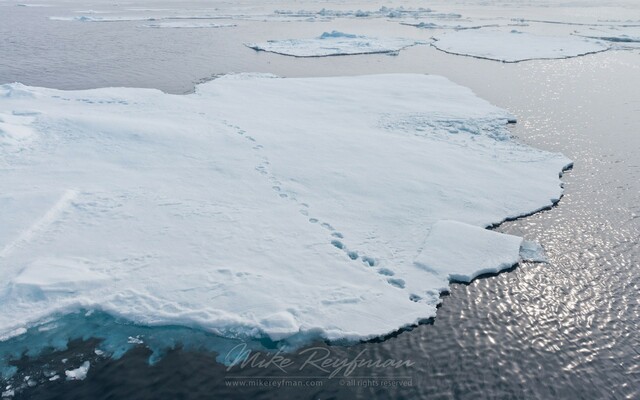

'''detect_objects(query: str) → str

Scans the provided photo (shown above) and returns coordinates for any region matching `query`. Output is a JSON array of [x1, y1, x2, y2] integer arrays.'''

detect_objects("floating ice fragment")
[[519, 240, 548, 262], [64, 361, 90, 381], [246, 31, 424, 57]]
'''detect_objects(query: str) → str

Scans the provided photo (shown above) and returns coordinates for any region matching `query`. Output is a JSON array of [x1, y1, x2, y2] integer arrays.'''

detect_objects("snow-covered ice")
[[64, 361, 90, 381], [246, 31, 424, 57], [431, 29, 609, 62], [0, 74, 571, 366], [414, 221, 523, 284]]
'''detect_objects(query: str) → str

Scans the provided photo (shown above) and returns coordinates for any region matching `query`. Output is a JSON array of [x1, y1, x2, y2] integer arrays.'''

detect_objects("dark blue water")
[[1, 1, 639, 399]]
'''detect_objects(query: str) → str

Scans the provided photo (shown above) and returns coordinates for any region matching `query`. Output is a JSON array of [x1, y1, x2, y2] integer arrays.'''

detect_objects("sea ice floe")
[[431, 29, 609, 62], [0, 74, 570, 370], [246, 31, 425, 57]]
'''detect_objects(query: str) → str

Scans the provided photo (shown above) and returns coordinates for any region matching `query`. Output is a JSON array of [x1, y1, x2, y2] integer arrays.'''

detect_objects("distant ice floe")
[[512, 18, 640, 27], [50, 15, 229, 22], [0, 74, 571, 376], [246, 31, 425, 57], [142, 22, 236, 29], [400, 19, 500, 30], [431, 29, 609, 62], [49, 6, 461, 24], [272, 6, 438, 20], [574, 26, 640, 48]]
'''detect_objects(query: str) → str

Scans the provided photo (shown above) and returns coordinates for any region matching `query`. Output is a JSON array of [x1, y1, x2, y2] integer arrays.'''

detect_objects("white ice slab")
[[432, 29, 609, 62], [0, 74, 570, 349], [246, 31, 423, 57], [414, 221, 522, 283]]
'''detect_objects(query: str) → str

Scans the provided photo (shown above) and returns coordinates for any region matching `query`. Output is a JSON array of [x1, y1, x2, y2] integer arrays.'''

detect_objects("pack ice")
[[432, 29, 609, 62], [246, 31, 424, 57], [0, 74, 571, 356]]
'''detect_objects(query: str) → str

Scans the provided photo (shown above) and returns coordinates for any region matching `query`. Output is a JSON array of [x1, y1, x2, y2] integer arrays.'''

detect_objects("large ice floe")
[[431, 29, 609, 62], [0, 74, 571, 374], [246, 31, 424, 57]]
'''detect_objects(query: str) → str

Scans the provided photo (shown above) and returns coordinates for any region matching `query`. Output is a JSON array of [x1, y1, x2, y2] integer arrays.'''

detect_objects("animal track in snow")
[[221, 120, 407, 293]]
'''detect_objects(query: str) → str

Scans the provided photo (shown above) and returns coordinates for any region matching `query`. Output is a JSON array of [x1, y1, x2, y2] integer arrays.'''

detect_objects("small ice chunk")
[[64, 361, 90, 381], [519, 240, 548, 262], [127, 336, 143, 344]]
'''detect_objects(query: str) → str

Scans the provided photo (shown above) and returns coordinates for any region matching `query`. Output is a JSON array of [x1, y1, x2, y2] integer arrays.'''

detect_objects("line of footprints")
[[222, 121, 422, 303]]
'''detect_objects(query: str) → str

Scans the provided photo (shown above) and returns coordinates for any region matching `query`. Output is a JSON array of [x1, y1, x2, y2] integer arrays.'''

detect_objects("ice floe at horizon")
[[272, 6, 438, 20], [49, 15, 229, 22], [142, 22, 237, 29], [431, 29, 609, 62], [0, 73, 570, 376], [246, 31, 424, 57], [400, 18, 508, 30], [47, 5, 462, 24]]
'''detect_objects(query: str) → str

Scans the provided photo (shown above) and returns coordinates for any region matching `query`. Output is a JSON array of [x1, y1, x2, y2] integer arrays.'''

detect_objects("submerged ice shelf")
[[246, 31, 424, 57], [0, 74, 571, 376], [431, 29, 609, 62]]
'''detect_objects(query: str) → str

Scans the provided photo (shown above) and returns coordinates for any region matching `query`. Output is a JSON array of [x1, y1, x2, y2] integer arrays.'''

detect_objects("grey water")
[[1, 1, 639, 399]]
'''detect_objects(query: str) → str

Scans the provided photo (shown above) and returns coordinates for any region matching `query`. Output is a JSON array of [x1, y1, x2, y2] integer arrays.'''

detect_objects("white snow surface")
[[432, 29, 609, 62], [0, 74, 571, 345], [246, 31, 423, 57]]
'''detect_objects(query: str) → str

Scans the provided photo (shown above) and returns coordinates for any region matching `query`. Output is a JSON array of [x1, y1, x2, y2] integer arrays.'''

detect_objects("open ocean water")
[[1, 0, 639, 398]]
